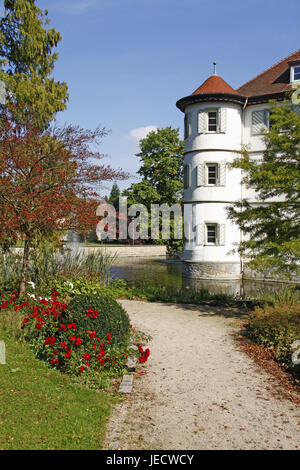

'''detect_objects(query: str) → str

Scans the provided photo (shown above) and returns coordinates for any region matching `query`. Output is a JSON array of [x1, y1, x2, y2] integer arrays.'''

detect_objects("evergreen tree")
[[0, 0, 68, 128], [227, 94, 300, 278], [108, 182, 121, 209]]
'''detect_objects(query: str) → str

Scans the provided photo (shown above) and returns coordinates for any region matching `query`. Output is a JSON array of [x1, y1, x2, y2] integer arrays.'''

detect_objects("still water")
[[110, 257, 295, 299]]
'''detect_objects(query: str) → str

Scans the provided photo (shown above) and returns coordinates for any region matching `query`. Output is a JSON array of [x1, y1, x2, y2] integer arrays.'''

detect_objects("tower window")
[[207, 164, 218, 185], [206, 224, 217, 244], [207, 110, 218, 132]]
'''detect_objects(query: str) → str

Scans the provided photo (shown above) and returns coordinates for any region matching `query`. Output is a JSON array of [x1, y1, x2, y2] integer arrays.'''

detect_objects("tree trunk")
[[19, 238, 31, 296]]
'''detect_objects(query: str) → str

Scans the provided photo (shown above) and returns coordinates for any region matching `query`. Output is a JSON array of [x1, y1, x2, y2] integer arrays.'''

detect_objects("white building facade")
[[176, 49, 300, 280]]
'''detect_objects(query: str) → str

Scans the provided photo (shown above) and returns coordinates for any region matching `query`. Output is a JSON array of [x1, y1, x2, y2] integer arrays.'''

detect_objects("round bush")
[[61, 294, 130, 350]]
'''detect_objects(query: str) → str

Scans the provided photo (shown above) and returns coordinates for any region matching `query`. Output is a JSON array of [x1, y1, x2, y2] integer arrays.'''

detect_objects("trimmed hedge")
[[62, 294, 131, 350]]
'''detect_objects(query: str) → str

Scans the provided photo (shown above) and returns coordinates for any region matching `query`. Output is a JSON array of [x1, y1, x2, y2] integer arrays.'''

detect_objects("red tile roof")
[[237, 49, 300, 97], [192, 74, 239, 95]]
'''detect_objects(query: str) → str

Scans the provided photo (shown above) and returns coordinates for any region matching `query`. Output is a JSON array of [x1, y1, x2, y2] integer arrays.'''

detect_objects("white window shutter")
[[197, 163, 205, 186], [198, 110, 206, 134], [219, 108, 227, 133], [292, 104, 300, 114], [217, 224, 226, 246], [219, 161, 226, 186], [252, 110, 268, 135], [196, 224, 205, 245]]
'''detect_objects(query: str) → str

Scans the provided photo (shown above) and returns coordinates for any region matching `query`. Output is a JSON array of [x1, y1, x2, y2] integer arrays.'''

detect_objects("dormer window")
[[290, 65, 300, 83]]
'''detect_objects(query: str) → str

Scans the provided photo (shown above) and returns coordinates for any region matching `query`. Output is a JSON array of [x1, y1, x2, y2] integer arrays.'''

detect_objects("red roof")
[[192, 74, 239, 95], [238, 49, 300, 97]]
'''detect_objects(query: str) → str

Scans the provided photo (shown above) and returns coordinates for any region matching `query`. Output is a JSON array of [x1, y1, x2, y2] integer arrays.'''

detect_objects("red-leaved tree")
[[0, 105, 128, 294]]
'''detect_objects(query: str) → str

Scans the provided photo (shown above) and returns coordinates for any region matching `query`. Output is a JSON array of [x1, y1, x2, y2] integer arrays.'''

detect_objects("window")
[[251, 109, 269, 135], [207, 110, 218, 132], [198, 108, 226, 134], [290, 65, 300, 82], [197, 223, 226, 246], [206, 224, 217, 244], [197, 161, 226, 187], [207, 164, 218, 185]]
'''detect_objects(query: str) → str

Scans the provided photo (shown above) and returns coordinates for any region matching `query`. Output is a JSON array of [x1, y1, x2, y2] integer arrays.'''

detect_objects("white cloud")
[[126, 125, 158, 146]]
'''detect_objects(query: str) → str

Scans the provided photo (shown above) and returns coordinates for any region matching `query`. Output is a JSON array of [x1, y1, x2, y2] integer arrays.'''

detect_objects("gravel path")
[[104, 300, 300, 450]]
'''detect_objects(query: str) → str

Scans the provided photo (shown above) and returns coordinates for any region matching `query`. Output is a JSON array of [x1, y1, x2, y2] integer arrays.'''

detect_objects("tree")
[[108, 182, 121, 210], [0, 106, 129, 294], [0, 0, 68, 128], [227, 96, 300, 279], [123, 127, 184, 251]]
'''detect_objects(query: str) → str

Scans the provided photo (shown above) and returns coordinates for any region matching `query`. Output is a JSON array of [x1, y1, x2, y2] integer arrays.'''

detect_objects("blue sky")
[[34, 0, 300, 196]]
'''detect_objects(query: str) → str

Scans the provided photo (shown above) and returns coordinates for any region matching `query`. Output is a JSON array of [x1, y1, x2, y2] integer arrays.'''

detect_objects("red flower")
[[64, 350, 72, 359], [86, 330, 96, 339], [44, 336, 56, 346]]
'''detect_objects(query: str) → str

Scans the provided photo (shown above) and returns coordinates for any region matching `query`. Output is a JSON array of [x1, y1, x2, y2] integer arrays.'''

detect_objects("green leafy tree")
[[227, 95, 300, 279], [123, 127, 184, 252], [0, 0, 68, 128]]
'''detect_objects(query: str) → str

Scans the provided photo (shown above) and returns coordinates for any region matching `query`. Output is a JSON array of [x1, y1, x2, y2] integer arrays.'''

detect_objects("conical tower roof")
[[176, 72, 245, 112], [192, 74, 239, 95]]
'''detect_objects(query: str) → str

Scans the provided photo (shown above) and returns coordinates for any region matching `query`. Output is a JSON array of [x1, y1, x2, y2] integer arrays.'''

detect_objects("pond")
[[110, 256, 296, 299]]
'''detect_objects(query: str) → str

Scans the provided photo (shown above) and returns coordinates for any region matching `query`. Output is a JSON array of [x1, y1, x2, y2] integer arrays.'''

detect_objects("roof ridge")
[[237, 48, 300, 91]]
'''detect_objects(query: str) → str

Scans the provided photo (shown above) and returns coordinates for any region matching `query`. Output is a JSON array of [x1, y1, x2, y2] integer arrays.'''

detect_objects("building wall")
[[182, 100, 243, 278]]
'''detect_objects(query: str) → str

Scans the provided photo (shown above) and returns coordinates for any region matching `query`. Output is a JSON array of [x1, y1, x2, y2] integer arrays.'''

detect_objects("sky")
[[31, 0, 300, 196]]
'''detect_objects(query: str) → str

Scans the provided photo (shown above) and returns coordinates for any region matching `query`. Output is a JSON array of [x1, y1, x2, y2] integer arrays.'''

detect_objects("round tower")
[[176, 69, 246, 280]]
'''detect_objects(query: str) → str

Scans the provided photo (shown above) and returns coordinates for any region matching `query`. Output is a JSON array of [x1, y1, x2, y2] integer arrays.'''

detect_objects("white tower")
[[176, 68, 244, 280]]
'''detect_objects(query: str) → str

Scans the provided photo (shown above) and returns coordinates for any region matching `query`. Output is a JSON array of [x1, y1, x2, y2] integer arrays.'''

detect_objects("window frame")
[[290, 65, 300, 83], [206, 163, 219, 186], [206, 108, 219, 133], [205, 223, 217, 245]]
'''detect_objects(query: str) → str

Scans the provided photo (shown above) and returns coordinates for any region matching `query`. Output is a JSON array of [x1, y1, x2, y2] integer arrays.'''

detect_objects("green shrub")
[[62, 294, 131, 351], [246, 302, 300, 379]]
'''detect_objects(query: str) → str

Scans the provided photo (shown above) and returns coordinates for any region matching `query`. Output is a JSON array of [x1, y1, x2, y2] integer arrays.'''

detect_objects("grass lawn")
[[0, 331, 119, 450]]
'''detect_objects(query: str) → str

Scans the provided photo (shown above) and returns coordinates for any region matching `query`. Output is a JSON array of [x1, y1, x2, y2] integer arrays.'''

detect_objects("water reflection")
[[110, 256, 297, 299]]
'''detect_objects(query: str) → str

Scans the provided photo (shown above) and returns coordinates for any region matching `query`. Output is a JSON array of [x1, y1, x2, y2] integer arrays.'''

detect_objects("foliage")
[[245, 302, 300, 380], [228, 95, 300, 279], [100, 279, 236, 306], [0, 109, 128, 294], [62, 294, 131, 352], [0, 290, 130, 379], [0, 244, 116, 294], [123, 127, 184, 253], [0, 0, 68, 129], [107, 182, 121, 210]]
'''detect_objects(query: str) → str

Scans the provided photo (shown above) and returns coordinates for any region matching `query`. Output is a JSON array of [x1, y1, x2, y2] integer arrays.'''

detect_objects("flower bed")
[[0, 289, 132, 379]]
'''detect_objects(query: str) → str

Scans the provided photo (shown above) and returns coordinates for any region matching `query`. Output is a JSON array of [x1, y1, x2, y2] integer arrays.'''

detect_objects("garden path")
[[103, 300, 300, 450]]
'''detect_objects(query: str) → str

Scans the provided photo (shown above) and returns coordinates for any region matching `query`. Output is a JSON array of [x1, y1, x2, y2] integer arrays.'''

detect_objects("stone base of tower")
[[182, 260, 242, 280]]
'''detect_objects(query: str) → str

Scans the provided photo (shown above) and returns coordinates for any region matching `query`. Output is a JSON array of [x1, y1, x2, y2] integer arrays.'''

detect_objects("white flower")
[[28, 294, 36, 300], [28, 281, 35, 289]]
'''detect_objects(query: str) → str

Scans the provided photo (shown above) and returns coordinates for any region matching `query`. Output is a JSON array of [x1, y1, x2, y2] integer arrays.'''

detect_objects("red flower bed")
[[0, 289, 125, 376]]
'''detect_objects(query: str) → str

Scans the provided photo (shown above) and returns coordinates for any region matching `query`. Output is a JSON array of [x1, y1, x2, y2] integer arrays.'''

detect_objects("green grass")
[[0, 330, 119, 450]]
